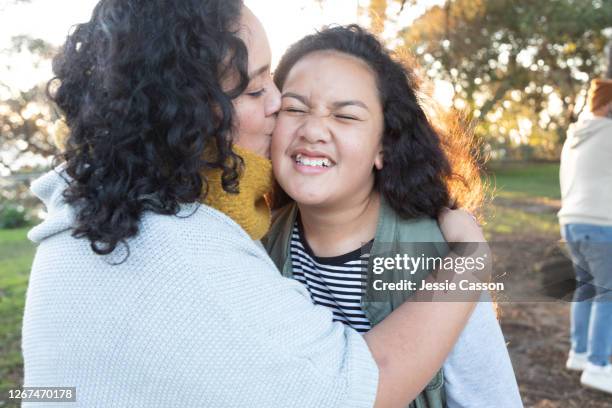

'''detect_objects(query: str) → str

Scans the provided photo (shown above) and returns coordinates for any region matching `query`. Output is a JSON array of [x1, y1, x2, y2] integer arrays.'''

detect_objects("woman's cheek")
[[235, 97, 260, 131], [239, 102, 256, 133]]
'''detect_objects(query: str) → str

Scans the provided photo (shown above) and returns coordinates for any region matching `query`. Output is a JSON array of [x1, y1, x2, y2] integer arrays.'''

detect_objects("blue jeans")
[[562, 223, 612, 366]]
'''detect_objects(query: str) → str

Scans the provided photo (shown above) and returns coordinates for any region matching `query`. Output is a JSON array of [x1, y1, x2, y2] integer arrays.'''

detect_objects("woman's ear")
[[374, 149, 384, 170]]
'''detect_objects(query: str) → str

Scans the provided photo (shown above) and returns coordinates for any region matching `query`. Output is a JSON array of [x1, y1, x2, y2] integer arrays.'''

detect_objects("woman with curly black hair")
[[24, 1, 486, 406], [264, 25, 522, 407]]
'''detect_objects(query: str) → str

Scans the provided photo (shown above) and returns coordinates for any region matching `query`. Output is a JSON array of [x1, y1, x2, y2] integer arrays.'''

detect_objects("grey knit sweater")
[[22, 168, 378, 407]]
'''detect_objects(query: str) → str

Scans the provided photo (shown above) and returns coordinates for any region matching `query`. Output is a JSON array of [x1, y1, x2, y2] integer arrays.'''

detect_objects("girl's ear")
[[374, 149, 384, 170]]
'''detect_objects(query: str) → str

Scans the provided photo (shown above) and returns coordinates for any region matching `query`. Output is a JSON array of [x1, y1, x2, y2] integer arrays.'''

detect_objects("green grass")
[[483, 205, 559, 238], [0, 227, 35, 406], [482, 162, 561, 238], [485, 162, 560, 200]]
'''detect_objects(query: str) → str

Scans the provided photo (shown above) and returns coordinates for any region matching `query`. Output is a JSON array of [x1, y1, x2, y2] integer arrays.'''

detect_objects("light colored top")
[[443, 298, 524, 408], [559, 115, 612, 226], [22, 168, 378, 407]]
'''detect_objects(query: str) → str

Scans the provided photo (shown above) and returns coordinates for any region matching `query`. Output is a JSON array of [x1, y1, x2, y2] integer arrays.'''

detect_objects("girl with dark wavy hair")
[[24, 1, 489, 406], [264, 25, 522, 407]]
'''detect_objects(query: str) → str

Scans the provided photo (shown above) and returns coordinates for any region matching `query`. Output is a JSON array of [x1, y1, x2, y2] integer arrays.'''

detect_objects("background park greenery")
[[0, 226, 33, 404]]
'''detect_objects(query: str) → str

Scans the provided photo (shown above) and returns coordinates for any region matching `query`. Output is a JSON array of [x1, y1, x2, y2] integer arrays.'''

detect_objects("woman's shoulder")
[[137, 203, 260, 257], [143, 203, 248, 237]]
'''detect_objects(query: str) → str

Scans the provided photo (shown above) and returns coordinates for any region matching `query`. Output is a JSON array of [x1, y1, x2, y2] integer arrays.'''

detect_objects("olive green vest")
[[263, 198, 450, 408]]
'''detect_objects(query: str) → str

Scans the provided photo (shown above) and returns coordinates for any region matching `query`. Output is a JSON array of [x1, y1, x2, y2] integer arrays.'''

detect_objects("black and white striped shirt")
[[289, 219, 373, 333]]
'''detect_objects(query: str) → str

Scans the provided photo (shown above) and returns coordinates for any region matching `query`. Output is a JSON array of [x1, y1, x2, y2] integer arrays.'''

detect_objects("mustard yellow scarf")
[[202, 145, 272, 240]]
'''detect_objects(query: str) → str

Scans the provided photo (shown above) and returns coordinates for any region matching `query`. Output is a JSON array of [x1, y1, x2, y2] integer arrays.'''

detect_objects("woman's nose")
[[265, 81, 281, 116]]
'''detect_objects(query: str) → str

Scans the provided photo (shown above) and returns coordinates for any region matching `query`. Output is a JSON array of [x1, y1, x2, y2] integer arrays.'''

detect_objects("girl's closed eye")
[[335, 114, 359, 121], [334, 110, 364, 121], [282, 106, 307, 114]]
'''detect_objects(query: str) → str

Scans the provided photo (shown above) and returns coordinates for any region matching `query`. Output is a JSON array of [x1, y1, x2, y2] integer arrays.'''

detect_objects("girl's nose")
[[299, 115, 330, 145]]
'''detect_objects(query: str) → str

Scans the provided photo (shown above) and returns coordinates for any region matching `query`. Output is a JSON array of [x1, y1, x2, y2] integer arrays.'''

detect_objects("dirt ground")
[[491, 199, 612, 407]]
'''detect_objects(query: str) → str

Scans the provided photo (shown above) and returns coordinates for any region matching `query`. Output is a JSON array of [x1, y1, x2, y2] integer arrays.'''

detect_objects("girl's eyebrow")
[[282, 92, 308, 104], [282, 92, 369, 111], [332, 100, 369, 111]]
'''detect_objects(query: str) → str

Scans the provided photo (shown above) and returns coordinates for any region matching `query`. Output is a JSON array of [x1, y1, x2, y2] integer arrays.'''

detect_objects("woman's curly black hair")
[[272, 25, 483, 219], [49, 0, 249, 256]]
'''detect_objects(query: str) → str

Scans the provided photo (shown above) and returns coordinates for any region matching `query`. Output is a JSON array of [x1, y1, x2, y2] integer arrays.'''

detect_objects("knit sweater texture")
[[21, 167, 378, 407]]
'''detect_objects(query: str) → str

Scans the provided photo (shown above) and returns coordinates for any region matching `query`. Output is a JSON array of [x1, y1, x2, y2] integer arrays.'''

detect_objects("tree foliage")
[[1, 36, 61, 176], [0, 85, 63, 173], [400, 0, 612, 158]]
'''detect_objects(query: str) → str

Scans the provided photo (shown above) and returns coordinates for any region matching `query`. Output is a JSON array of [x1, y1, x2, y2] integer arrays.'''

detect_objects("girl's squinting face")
[[232, 7, 281, 158], [271, 51, 384, 208]]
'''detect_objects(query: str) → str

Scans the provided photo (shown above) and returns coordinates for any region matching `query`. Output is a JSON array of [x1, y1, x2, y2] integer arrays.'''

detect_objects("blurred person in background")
[[559, 78, 612, 394]]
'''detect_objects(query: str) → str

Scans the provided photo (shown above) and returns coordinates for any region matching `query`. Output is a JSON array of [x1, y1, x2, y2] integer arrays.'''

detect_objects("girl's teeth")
[[295, 154, 331, 168]]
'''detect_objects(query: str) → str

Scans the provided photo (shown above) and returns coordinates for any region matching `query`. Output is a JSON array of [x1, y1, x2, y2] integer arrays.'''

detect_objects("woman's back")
[[22, 169, 378, 407]]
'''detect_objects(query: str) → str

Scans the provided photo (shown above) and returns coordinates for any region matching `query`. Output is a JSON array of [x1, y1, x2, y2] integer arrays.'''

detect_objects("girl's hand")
[[438, 207, 484, 243]]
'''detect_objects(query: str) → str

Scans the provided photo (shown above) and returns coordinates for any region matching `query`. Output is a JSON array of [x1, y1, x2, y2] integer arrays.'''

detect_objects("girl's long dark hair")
[[49, 0, 248, 256], [272, 25, 484, 219]]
